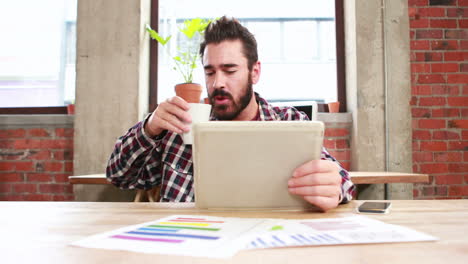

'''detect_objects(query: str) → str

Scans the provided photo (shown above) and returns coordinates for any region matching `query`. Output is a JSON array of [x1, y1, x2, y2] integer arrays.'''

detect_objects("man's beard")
[[209, 73, 253, 120]]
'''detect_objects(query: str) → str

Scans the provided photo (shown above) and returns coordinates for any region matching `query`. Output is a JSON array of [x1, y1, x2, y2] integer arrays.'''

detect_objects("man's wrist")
[[143, 112, 164, 137], [142, 113, 164, 138], [144, 122, 162, 138]]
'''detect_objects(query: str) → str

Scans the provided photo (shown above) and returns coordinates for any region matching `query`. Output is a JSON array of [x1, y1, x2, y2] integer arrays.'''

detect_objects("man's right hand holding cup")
[[144, 96, 192, 137]]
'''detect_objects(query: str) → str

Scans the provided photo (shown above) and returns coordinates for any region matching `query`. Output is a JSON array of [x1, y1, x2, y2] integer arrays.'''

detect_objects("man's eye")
[[205, 72, 214, 76], [226, 71, 236, 74]]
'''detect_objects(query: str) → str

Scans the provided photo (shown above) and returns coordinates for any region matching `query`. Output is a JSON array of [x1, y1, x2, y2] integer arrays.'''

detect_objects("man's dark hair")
[[199, 16, 258, 71]]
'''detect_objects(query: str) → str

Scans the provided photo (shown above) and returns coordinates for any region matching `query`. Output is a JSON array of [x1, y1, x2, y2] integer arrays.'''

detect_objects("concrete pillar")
[[74, 0, 151, 200], [345, 0, 386, 199], [345, 0, 412, 199], [383, 0, 413, 199]]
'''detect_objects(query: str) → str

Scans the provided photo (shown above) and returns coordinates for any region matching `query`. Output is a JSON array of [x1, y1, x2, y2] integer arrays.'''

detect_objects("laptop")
[[192, 121, 324, 210], [270, 101, 318, 121]]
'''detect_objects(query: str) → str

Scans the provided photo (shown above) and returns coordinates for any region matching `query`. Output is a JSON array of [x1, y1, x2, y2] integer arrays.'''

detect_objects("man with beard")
[[107, 16, 355, 211]]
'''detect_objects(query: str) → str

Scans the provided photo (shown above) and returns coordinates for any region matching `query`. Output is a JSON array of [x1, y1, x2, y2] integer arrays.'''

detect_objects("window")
[[0, 1, 344, 113], [153, 0, 344, 111], [0, 0, 77, 108]]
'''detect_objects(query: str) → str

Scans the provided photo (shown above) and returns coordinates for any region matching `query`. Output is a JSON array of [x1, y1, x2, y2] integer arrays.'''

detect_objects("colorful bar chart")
[[109, 216, 224, 244]]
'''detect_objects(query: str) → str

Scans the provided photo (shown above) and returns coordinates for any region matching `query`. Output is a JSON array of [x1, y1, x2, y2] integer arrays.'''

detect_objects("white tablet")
[[192, 121, 324, 210]]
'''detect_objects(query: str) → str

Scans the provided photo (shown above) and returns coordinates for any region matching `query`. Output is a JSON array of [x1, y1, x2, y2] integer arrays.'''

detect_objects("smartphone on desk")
[[357, 202, 391, 214]]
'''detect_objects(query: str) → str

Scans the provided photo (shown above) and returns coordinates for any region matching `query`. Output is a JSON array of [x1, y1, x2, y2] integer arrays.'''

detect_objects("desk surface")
[[1, 200, 467, 264], [69, 171, 430, 185]]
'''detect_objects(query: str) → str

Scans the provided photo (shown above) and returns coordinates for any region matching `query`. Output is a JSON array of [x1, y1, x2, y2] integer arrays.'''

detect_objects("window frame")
[[148, 0, 159, 113], [0, 106, 67, 115], [335, 0, 346, 112], [149, 0, 346, 113]]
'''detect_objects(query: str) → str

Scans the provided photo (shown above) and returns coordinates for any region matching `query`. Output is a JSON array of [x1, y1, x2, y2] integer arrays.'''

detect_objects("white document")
[[71, 215, 264, 259], [244, 215, 438, 249], [71, 215, 437, 259]]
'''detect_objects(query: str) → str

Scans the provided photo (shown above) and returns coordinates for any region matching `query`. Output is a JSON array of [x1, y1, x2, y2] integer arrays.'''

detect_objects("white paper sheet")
[[71, 215, 437, 259], [71, 215, 264, 258], [244, 215, 438, 249]]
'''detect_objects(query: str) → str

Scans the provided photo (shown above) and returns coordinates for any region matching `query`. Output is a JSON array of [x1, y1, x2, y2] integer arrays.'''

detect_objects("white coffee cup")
[[181, 103, 211, 144]]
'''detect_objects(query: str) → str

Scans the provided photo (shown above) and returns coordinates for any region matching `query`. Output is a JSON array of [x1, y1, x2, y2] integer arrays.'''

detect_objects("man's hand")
[[144, 96, 192, 137], [288, 160, 342, 212]]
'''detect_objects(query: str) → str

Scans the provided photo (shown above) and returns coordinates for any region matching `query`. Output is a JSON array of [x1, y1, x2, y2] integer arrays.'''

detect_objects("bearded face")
[[203, 40, 260, 121], [209, 72, 253, 120]]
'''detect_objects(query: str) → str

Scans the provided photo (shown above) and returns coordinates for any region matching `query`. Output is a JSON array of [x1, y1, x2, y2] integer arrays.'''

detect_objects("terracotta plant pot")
[[175, 83, 203, 103], [328, 102, 340, 113], [67, 104, 75, 115]]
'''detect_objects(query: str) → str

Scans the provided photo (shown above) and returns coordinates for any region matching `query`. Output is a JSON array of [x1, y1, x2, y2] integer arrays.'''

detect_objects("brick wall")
[[0, 127, 74, 201], [0, 119, 350, 201], [409, 0, 468, 199], [323, 122, 351, 171]]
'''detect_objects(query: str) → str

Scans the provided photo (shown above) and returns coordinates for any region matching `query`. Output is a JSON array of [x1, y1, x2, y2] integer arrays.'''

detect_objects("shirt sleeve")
[[321, 148, 356, 203], [105, 115, 164, 190]]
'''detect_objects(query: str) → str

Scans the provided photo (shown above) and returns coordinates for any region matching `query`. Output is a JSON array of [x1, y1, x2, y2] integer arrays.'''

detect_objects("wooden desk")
[[69, 171, 430, 185], [1, 200, 467, 263]]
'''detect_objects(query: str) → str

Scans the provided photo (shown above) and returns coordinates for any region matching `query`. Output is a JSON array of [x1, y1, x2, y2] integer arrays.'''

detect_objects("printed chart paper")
[[244, 215, 437, 249], [72, 215, 263, 258], [71, 215, 437, 259]]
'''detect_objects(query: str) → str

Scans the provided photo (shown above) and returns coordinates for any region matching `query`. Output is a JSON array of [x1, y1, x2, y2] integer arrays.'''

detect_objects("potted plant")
[[327, 101, 340, 113], [67, 100, 75, 115], [146, 18, 211, 103]]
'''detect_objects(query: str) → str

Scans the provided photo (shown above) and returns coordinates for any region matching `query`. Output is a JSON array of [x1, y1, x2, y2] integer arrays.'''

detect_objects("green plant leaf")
[[146, 24, 171, 45], [180, 18, 211, 39], [145, 19, 213, 84], [198, 19, 211, 33]]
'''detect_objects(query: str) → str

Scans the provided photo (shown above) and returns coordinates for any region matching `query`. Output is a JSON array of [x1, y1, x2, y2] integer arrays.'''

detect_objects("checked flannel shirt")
[[106, 93, 356, 203]]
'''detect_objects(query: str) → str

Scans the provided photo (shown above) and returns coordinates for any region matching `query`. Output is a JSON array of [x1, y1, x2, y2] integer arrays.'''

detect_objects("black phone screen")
[[358, 202, 391, 213]]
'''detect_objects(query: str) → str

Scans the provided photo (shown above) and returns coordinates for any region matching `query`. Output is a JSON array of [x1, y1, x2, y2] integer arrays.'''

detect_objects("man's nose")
[[212, 73, 226, 89]]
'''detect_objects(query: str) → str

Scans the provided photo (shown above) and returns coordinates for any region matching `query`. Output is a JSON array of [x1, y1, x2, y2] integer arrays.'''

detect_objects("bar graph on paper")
[[72, 215, 437, 259], [247, 232, 343, 249], [109, 216, 224, 244], [71, 215, 266, 258], [245, 216, 437, 250]]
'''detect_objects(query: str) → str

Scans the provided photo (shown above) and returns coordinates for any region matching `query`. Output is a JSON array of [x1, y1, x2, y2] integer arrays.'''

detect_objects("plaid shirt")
[[106, 93, 356, 203]]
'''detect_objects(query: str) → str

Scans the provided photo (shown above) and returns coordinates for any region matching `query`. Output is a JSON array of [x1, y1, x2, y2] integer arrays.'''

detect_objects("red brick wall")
[[0, 122, 350, 201], [0, 127, 74, 201], [409, 0, 468, 199], [324, 123, 351, 171]]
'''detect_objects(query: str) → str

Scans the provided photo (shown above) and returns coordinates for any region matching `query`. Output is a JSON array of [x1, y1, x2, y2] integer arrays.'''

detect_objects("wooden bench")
[[348, 171, 429, 184], [69, 171, 429, 202], [69, 174, 160, 202]]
